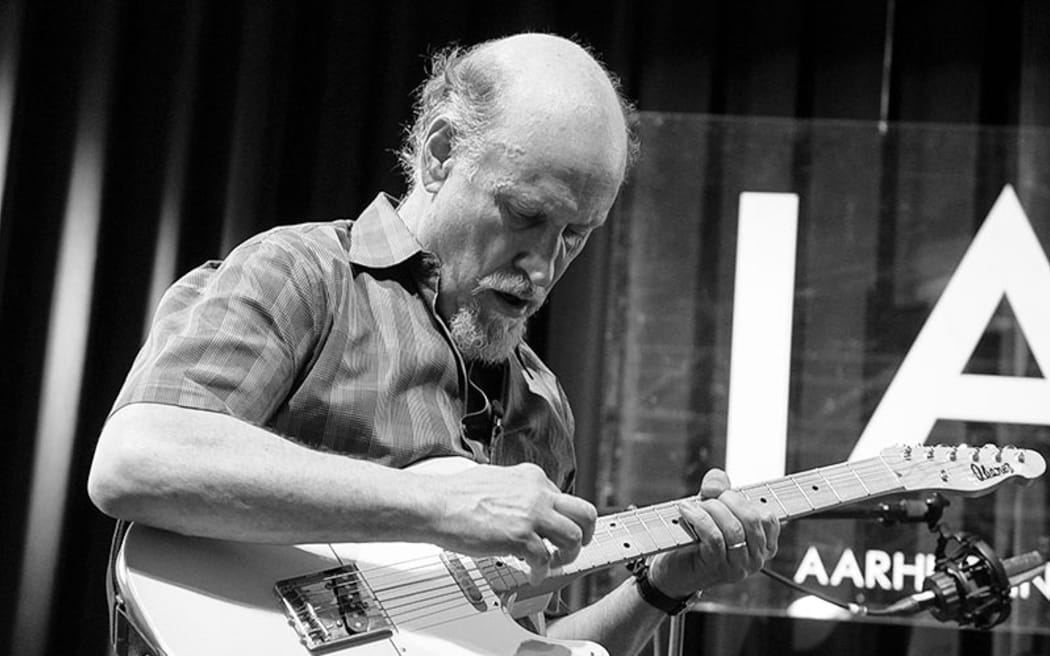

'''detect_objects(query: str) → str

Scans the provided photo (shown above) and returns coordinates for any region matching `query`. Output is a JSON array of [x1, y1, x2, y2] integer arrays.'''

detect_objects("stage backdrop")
[[4, 2, 1050, 655], [592, 113, 1050, 650]]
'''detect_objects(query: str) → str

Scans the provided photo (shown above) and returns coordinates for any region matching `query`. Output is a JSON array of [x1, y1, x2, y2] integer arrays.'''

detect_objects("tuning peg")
[[1002, 444, 1021, 462]]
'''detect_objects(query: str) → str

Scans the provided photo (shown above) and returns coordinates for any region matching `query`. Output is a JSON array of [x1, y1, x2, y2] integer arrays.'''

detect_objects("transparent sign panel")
[[597, 114, 1050, 636]]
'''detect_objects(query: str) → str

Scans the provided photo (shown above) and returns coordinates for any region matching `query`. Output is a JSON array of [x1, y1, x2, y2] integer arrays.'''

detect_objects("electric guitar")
[[114, 444, 1045, 655]]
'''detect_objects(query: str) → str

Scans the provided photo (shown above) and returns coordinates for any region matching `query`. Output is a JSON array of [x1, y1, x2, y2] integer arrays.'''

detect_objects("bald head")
[[399, 33, 637, 191]]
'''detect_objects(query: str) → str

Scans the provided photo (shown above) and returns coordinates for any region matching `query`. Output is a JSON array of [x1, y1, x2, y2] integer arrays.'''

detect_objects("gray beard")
[[448, 300, 527, 364]]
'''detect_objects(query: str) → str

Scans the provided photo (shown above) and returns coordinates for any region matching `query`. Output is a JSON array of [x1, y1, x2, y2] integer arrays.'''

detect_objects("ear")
[[420, 118, 454, 192]]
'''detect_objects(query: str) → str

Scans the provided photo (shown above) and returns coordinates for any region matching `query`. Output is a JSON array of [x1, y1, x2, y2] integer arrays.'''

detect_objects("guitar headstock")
[[881, 443, 1046, 496]]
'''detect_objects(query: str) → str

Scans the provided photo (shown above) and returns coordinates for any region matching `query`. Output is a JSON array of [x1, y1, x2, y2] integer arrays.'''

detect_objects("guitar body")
[[118, 525, 604, 656], [116, 457, 606, 656]]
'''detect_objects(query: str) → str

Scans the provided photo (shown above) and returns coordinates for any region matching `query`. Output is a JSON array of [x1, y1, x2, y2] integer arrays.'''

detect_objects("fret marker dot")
[[759, 498, 767, 503], [671, 518, 680, 525], [812, 485, 819, 491], [623, 542, 631, 549]]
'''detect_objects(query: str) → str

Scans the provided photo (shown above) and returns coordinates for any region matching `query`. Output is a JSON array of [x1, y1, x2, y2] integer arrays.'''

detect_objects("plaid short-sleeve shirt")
[[113, 194, 576, 491]]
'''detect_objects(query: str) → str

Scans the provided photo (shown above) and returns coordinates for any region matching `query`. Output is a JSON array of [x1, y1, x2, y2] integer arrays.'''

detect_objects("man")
[[88, 33, 780, 655]]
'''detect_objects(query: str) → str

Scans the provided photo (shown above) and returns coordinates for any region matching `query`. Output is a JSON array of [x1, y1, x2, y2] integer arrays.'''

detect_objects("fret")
[[587, 517, 615, 569], [568, 501, 701, 576], [562, 516, 618, 576], [475, 555, 529, 594], [867, 457, 905, 494], [605, 513, 646, 562], [767, 478, 811, 516], [589, 518, 620, 568], [654, 503, 697, 547], [742, 482, 789, 519], [851, 459, 902, 496], [848, 462, 873, 495], [650, 504, 692, 548], [620, 508, 659, 555], [636, 508, 674, 553], [789, 470, 840, 512], [817, 468, 844, 503], [590, 513, 642, 567], [787, 475, 816, 511], [821, 462, 869, 501]]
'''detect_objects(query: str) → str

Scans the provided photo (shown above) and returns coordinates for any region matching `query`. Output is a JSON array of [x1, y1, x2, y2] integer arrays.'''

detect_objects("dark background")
[[1, 1, 1048, 654]]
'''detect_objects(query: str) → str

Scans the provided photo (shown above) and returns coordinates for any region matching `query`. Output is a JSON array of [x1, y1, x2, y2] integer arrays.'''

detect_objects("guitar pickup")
[[275, 564, 393, 652], [441, 552, 488, 612]]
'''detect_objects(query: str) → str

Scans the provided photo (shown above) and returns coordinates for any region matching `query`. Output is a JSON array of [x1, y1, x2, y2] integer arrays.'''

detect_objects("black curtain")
[[1, 1, 1046, 655]]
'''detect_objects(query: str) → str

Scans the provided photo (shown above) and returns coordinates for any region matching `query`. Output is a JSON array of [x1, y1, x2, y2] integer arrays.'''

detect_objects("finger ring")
[[728, 541, 747, 550]]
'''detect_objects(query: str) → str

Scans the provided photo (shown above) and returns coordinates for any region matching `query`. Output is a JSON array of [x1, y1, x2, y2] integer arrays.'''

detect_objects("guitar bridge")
[[275, 563, 393, 652]]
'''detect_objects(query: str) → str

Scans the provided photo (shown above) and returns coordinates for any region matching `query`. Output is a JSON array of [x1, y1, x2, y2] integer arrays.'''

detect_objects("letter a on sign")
[[852, 186, 1050, 459]]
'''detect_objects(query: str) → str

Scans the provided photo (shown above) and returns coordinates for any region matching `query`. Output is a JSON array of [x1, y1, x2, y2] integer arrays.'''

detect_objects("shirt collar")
[[350, 194, 546, 385], [348, 193, 425, 268]]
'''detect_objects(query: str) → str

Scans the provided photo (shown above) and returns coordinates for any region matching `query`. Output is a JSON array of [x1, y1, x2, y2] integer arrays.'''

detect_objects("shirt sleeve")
[[111, 228, 330, 425]]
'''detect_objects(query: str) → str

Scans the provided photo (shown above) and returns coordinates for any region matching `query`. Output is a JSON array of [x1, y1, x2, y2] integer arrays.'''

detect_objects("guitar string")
[[305, 454, 901, 593], [300, 449, 998, 591], [289, 516, 683, 620], [305, 498, 701, 594], [283, 456, 920, 623], [312, 455, 902, 600], [285, 457, 904, 615], [308, 453, 982, 625], [360, 458, 1014, 632], [304, 501, 697, 601], [389, 455, 1013, 631], [279, 453, 1006, 638]]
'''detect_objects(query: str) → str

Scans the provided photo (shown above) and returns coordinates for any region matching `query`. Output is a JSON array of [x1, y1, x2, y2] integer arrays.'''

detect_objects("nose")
[[515, 250, 554, 290], [515, 229, 562, 290]]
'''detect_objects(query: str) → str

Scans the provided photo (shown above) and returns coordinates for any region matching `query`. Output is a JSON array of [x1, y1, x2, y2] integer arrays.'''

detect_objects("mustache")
[[474, 272, 544, 303]]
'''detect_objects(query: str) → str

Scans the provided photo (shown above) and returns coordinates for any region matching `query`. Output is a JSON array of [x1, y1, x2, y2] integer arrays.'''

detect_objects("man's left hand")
[[646, 468, 780, 599]]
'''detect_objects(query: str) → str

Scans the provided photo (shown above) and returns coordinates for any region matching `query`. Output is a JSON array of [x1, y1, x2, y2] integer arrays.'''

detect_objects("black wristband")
[[630, 560, 695, 616]]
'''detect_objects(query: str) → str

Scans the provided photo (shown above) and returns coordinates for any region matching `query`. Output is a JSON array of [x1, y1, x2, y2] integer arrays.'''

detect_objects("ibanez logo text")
[[971, 462, 1014, 482]]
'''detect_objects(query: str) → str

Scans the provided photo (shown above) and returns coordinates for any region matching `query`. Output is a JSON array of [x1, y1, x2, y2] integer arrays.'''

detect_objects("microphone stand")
[[664, 494, 1043, 656], [664, 494, 951, 656], [802, 492, 949, 528], [775, 492, 1036, 629]]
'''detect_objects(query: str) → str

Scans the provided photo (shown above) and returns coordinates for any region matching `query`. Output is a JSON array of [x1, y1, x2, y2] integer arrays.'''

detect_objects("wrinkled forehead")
[[472, 130, 624, 228], [491, 92, 627, 184]]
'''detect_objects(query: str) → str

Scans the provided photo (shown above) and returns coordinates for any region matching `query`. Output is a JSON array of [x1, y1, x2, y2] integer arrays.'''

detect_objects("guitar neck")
[[479, 454, 904, 594]]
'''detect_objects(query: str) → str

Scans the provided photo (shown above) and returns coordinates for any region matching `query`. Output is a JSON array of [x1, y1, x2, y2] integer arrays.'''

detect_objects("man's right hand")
[[423, 462, 597, 582]]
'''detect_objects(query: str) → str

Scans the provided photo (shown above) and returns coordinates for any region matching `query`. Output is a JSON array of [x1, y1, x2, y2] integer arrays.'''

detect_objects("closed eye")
[[509, 207, 543, 227]]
